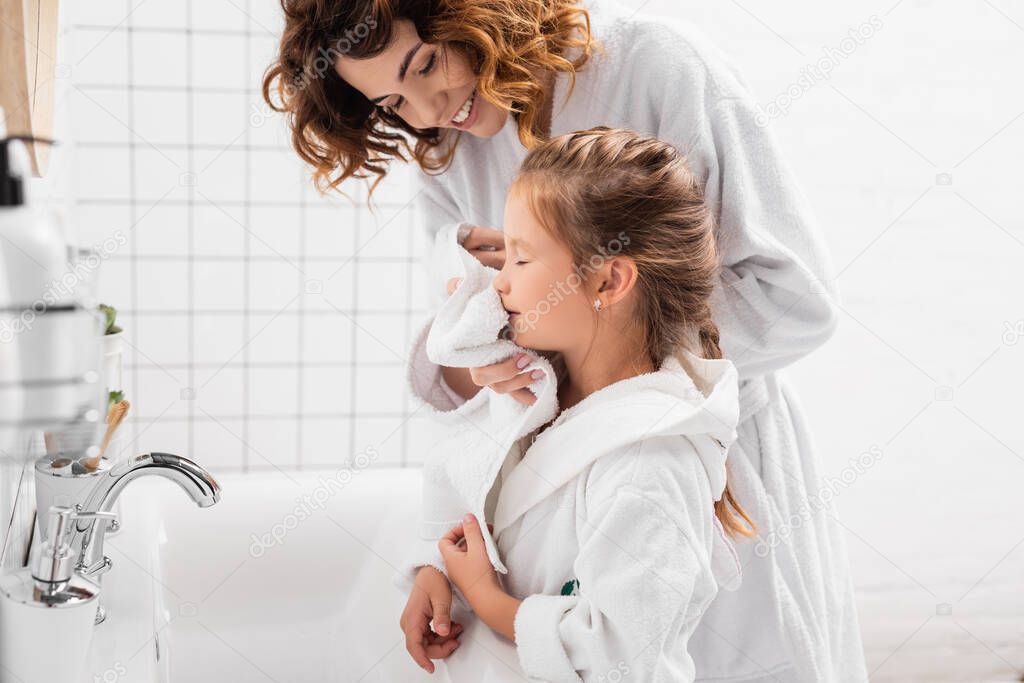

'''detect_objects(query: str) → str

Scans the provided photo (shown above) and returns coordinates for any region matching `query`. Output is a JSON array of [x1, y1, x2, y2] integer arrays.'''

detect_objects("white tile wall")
[[63, 0, 426, 476]]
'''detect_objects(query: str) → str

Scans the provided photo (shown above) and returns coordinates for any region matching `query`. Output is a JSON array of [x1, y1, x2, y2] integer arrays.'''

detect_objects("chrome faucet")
[[30, 451, 222, 624], [0, 453, 220, 682], [73, 452, 221, 585]]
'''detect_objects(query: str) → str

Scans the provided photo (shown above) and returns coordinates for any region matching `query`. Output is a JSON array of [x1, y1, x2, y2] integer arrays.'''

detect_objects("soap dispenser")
[[0, 506, 114, 683], [0, 107, 25, 454], [0, 106, 105, 453], [0, 106, 65, 308]]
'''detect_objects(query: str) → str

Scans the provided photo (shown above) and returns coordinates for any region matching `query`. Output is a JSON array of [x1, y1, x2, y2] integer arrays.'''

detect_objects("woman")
[[263, 0, 867, 680]]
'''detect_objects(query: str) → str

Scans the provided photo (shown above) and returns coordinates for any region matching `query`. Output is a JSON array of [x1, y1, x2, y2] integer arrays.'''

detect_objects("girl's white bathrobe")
[[408, 320, 749, 682], [497, 359, 744, 683], [408, 0, 868, 680]]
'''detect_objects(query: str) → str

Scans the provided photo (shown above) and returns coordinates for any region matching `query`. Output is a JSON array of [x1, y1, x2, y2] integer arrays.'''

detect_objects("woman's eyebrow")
[[398, 42, 424, 81], [370, 41, 424, 104]]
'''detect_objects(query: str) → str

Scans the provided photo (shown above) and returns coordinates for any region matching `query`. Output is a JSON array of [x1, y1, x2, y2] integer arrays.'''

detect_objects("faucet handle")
[[32, 505, 118, 584]]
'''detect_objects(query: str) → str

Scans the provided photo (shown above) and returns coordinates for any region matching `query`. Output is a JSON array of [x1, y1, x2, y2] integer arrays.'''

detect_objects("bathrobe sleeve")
[[401, 172, 480, 583], [513, 486, 716, 683], [415, 168, 465, 312], [652, 28, 841, 379], [405, 167, 476, 413], [399, 325, 467, 581]]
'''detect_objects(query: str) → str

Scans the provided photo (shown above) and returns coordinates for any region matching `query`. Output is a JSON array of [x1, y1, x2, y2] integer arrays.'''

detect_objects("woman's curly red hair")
[[262, 0, 595, 197]]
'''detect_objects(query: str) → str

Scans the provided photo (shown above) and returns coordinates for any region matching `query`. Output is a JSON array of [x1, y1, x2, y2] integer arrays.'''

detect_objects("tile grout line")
[[400, 198, 413, 467], [125, 361, 404, 370], [185, 0, 196, 459], [104, 254, 424, 263], [77, 197, 419, 210], [124, 413, 416, 421], [296, 144, 307, 472], [105, 308, 429, 316], [242, 0, 253, 472], [76, 83, 256, 94], [349, 201, 360, 460], [125, 0, 139, 453], [74, 24, 272, 37]]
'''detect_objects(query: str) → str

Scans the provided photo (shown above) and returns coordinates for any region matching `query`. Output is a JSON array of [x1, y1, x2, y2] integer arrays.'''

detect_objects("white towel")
[[402, 222, 559, 580]]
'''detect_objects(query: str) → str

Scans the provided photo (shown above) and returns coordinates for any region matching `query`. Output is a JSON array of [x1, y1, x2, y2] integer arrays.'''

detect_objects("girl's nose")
[[492, 269, 509, 294]]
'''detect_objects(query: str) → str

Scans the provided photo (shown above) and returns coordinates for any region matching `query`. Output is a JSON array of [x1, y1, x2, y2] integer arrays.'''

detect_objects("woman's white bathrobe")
[[407, 1, 867, 681]]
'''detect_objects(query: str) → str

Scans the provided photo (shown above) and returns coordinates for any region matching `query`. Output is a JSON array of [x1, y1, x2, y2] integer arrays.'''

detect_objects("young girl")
[[405, 127, 757, 681]]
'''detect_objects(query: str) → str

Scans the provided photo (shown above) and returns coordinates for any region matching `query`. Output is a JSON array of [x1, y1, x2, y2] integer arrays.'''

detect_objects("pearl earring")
[[593, 298, 602, 311]]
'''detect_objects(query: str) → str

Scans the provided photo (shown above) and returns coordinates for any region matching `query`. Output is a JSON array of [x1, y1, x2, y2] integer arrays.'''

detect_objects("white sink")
[[81, 460, 1024, 682], [88, 468, 459, 683]]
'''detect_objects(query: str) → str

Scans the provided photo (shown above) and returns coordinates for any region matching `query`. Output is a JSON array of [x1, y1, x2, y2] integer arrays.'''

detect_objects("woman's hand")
[[443, 277, 541, 406], [399, 565, 464, 673], [460, 225, 505, 269], [438, 514, 502, 606]]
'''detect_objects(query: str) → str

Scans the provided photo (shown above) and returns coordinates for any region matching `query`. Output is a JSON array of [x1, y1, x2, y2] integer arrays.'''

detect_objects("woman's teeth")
[[452, 89, 475, 124]]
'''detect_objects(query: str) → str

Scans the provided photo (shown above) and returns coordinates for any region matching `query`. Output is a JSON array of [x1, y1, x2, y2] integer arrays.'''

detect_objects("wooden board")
[[0, 0, 60, 177]]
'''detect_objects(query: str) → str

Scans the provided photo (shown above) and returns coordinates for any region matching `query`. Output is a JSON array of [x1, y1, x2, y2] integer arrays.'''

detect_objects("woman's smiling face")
[[334, 19, 509, 137], [493, 186, 597, 352]]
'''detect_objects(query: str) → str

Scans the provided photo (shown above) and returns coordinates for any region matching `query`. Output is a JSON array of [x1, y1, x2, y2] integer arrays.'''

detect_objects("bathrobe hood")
[[493, 347, 741, 535], [492, 346, 745, 594]]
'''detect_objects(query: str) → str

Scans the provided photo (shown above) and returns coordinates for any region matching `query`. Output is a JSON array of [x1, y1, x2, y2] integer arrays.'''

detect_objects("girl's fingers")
[[446, 277, 463, 296], [426, 622, 463, 645], [471, 354, 533, 386], [440, 523, 465, 545], [488, 370, 540, 396], [425, 636, 461, 659], [429, 594, 452, 637], [405, 624, 434, 672], [438, 525, 467, 558], [510, 388, 538, 406], [459, 514, 485, 552]]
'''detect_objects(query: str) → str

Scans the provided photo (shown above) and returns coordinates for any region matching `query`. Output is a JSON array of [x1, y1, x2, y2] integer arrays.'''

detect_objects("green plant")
[[108, 390, 124, 411], [99, 303, 122, 335]]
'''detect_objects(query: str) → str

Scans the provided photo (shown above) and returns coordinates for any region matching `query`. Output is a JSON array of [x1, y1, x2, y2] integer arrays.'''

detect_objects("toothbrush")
[[84, 399, 130, 471]]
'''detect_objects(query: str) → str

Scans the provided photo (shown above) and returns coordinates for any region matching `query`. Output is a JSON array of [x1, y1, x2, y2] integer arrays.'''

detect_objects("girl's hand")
[[443, 277, 540, 407], [399, 566, 464, 673], [469, 353, 541, 406], [438, 514, 502, 606], [460, 225, 505, 269]]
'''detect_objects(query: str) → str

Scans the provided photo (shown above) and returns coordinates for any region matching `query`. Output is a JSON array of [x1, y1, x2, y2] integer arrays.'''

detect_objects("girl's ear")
[[596, 256, 639, 306]]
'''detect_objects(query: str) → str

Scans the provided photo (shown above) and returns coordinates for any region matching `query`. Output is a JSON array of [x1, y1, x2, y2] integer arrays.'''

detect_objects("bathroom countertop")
[[82, 495, 162, 683], [77, 471, 442, 683]]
